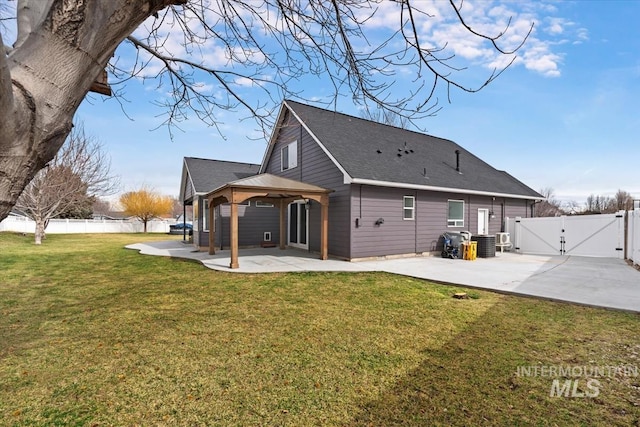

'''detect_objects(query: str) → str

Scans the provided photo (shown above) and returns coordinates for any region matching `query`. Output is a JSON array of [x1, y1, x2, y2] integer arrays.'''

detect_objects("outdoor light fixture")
[[375, 218, 385, 226]]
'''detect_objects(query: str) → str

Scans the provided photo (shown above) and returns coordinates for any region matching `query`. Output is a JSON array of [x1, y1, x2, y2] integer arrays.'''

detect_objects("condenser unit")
[[495, 232, 512, 252], [496, 232, 511, 245]]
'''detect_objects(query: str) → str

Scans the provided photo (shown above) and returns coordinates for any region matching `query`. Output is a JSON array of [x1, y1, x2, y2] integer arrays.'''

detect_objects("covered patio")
[[205, 173, 333, 269]]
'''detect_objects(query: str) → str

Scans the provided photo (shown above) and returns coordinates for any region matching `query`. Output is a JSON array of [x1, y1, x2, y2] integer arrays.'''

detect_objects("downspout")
[[359, 185, 362, 222], [468, 195, 471, 231], [183, 202, 186, 241], [415, 191, 418, 254]]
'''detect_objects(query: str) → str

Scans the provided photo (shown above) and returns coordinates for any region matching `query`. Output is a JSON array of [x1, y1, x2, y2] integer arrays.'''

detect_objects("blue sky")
[[12, 1, 640, 206]]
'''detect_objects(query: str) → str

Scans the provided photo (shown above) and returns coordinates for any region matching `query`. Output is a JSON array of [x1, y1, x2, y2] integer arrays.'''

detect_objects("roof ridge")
[[284, 99, 455, 143], [185, 157, 260, 167]]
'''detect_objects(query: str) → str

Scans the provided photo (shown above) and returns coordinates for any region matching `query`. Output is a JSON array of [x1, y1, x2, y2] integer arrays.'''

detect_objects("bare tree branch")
[[1, 0, 534, 221], [448, 0, 533, 55], [15, 122, 119, 244]]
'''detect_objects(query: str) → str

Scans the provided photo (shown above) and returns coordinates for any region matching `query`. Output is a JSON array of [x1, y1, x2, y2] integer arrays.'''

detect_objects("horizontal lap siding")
[[416, 192, 447, 252], [214, 204, 280, 248], [504, 198, 530, 219], [351, 186, 419, 258], [264, 111, 351, 259], [183, 177, 194, 202], [352, 188, 535, 257]]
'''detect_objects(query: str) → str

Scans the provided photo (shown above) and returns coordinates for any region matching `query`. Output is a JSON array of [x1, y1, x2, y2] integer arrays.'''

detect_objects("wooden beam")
[[231, 191, 269, 204], [208, 198, 215, 255], [230, 201, 239, 269], [320, 196, 329, 260], [279, 199, 287, 250]]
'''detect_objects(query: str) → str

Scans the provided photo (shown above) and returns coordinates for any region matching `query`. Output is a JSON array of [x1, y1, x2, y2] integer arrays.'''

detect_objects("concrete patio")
[[127, 240, 640, 312]]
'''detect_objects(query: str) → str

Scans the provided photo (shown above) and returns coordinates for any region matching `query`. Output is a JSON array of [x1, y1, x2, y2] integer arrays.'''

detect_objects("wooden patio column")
[[279, 199, 287, 250], [320, 195, 329, 260], [208, 199, 215, 255], [230, 200, 239, 269]]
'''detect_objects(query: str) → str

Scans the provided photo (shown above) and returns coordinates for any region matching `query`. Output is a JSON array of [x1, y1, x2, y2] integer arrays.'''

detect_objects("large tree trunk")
[[0, 0, 182, 221], [34, 218, 46, 245]]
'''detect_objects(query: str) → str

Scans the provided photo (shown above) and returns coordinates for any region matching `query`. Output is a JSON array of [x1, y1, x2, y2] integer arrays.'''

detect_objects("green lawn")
[[1, 232, 639, 426]]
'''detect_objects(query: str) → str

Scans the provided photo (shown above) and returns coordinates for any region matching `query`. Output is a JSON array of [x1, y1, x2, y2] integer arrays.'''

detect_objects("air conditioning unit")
[[496, 232, 510, 245]]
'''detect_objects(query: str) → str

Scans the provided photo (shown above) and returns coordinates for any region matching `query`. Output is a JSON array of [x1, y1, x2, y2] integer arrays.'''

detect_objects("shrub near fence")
[[0, 216, 173, 234]]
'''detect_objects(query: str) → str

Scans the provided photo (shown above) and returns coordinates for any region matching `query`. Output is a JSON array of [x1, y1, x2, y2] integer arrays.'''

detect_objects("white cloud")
[[413, 1, 576, 79], [234, 77, 254, 87], [523, 54, 561, 77], [546, 17, 568, 35]]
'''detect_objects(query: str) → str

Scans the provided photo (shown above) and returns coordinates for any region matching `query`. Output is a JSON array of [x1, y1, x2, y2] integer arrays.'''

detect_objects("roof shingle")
[[183, 158, 260, 195], [285, 100, 542, 199]]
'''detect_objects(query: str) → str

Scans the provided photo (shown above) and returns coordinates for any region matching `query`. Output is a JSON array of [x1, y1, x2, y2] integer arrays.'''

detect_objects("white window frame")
[[203, 200, 210, 231], [403, 196, 415, 220], [281, 141, 298, 171], [255, 201, 275, 208], [448, 199, 465, 227]]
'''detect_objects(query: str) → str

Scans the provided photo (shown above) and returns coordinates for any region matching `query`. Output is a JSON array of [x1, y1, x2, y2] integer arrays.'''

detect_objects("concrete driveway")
[[127, 241, 640, 312]]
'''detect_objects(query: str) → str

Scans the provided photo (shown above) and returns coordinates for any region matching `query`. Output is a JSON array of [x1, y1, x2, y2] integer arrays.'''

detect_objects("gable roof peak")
[[279, 99, 542, 200]]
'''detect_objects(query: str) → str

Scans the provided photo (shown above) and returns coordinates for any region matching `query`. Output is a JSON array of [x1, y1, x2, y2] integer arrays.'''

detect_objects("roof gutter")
[[350, 178, 543, 201]]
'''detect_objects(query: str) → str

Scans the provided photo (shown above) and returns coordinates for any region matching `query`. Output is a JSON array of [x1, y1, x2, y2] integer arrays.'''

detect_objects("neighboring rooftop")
[[284, 100, 542, 199], [180, 158, 260, 200]]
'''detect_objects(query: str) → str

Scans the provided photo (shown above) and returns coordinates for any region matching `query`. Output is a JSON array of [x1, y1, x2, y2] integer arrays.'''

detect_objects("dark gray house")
[[182, 100, 542, 261], [179, 157, 279, 250]]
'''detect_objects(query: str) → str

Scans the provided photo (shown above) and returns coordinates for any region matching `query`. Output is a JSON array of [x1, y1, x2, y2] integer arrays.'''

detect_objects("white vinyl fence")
[[0, 216, 172, 234], [628, 209, 640, 266], [506, 211, 632, 260]]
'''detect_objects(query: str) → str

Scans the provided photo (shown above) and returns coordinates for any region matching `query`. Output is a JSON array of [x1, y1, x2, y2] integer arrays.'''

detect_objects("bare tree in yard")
[[584, 193, 615, 214], [91, 197, 113, 219], [170, 197, 184, 219], [535, 187, 564, 217], [0, 0, 532, 222], [15, 124, 118, 244], [120, 188, 173, 233], [612, 189, 634, 211]]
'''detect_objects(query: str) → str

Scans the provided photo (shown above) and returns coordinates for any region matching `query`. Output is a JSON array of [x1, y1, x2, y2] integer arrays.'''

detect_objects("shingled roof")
[[179, 158, 260, 201], [279, 100, 542, 199]]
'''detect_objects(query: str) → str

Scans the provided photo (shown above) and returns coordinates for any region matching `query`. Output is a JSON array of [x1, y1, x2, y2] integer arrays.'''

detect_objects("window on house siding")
[[255, 201, 275, 207], [448, 200, 464, 227], [403, 196, 415, 220], [281, 141, 298, 171]]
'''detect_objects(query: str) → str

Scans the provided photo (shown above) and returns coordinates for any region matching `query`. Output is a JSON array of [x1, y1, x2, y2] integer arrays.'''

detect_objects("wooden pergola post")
[[230, 200, 239, 269], [320, 195, 329, 260]]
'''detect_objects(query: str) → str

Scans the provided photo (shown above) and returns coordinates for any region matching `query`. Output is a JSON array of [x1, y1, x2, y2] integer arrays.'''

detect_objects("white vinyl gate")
[[506, 212, 626, 258]]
